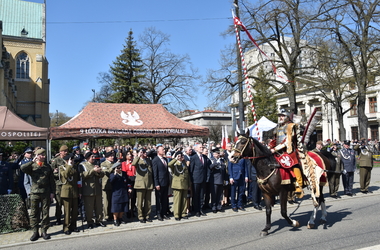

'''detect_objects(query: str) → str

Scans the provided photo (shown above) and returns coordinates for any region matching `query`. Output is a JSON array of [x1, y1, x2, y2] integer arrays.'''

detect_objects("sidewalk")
[[1, 168, 380, 249]]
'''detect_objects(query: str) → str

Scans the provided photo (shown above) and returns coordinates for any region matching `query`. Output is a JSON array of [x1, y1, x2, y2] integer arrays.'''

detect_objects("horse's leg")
[[260, 193, 273, 236], [307, 204, 318, 229], [280, 189, 299, 228], [319, 188, 327, 224]]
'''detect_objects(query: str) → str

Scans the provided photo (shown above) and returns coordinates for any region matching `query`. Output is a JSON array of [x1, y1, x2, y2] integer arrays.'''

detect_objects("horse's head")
[[229, 131, 253, 163]]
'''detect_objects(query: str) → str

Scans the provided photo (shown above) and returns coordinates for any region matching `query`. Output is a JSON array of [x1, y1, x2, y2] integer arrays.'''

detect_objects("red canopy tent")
[[49, 103, 209, 140], [0, 106, 49, 141]]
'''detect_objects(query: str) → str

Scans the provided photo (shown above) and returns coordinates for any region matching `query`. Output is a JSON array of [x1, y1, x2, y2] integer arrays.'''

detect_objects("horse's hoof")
[[307, 223, 314, 229], [292, 220, 300, 227], [320, 219, 326, 224], [260, 231, 268, 236]]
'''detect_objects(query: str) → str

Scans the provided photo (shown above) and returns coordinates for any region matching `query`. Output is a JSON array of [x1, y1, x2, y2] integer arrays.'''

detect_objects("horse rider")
[[268, 109, 304, 198]]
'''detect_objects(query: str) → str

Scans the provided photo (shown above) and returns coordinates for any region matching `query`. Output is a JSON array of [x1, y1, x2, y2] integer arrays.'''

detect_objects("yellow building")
[[0, 0, 49, 128]]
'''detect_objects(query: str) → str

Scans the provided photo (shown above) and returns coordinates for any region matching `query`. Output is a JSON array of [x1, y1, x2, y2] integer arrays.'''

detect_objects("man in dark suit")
[[228, 158, 248, 212], [152, 145, 170, 221], [209, 149, 227, 213], [189, 144, 209, 217]]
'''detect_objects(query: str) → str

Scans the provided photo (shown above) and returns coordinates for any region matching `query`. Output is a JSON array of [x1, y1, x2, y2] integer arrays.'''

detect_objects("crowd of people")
[[0, 132, 377, 241]]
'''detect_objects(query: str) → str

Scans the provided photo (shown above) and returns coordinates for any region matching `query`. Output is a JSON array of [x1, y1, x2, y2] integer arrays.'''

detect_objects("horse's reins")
[[232, 136, 278, 192]]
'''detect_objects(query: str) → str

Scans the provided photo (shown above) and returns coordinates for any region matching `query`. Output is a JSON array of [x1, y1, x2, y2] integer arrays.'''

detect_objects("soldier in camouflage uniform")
[[21, 148, 55, 241], [51, 145, 69, 225]]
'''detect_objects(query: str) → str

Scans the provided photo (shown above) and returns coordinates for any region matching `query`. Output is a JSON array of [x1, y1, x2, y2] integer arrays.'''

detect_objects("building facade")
[[232, 38, 380, 142], [0, 0, 49, 128]]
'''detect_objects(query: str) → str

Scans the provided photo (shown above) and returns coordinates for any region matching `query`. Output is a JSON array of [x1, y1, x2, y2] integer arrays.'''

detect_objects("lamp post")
[[56, 110, 59, 126], [92, 89, 95, 102]]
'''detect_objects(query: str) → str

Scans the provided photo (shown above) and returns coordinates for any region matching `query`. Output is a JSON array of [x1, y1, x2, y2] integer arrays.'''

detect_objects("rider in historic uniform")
[[269, 109, 304, 198]]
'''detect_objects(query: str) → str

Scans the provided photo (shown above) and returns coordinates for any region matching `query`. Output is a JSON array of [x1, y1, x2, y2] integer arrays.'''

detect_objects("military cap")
[[24, 147, 34, 153], [35, 148, 46, 155], [84, 152, 93, 159], [316, 141, 324, 145], [60, 145, 68, 152], [105, 151, 114, 158], [111, 162, 121, 170]]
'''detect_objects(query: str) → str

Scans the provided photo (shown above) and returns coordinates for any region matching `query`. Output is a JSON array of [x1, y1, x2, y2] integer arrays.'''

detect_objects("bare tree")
[[139, 27, 200, 113], [324, 0, 380, 139]]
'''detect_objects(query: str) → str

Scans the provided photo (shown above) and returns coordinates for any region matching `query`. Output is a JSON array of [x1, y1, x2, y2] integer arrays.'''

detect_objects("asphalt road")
[[5, 193, 380, 250]]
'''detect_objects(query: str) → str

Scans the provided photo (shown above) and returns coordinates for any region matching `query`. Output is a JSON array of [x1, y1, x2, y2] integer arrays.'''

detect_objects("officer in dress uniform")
[[354, 138, 374, 194], [340, 140, 356, 196], [168, 151, 191, 221], [21, 148, 55, 241], [101, 151, 115, 222]]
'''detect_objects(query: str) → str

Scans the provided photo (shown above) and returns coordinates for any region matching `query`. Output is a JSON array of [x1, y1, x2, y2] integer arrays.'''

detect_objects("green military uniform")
[[354, 144, 374, 193], [80, 161, 104, 226], [132, 156, 153, 221], [51, 156, 64, 223], [168, 158, 190, 220], [101, 160, 113, 221], [59, 162, 80, 233], [21, 160, 55, 234]]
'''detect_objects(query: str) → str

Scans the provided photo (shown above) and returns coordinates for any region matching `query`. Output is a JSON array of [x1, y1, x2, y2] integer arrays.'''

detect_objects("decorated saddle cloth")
[[274, 151, 327, 186]]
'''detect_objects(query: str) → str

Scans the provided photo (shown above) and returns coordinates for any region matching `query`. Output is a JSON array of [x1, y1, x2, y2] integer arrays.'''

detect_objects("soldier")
[[340, 140, 356, 196], [17, 148, 34, 204], [20, 148, 55, 241], [354, 138, 374, 194], [101, 150, 115, 222], [0, 150, 13, 195], [50, 145, 69, 225], [80, 152, 105, 229], [328, 143, 342, 198], [168, 151, 191, 221], [132, 148, 154, 223], [59, 154, 81, 235]]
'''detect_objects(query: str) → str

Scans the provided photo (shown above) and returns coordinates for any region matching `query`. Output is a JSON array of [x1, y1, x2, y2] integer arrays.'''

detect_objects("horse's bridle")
[[232, 136, 267, 160]]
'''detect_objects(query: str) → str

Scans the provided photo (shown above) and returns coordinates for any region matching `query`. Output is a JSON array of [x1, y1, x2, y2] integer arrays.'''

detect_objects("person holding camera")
[[59, 154, 81, 235], [80, 152, 105, 229], [109, 162, 132, 226], [20, 148, 55, 241], [354, 138, 374, 194]]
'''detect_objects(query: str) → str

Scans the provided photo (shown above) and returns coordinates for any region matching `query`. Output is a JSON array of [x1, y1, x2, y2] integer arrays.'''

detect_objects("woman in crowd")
[[122, 151, 136, 218], [109, 162, 132, 226]]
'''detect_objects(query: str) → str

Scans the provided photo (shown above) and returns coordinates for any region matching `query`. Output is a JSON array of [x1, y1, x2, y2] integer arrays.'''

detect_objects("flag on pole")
[[221, 125, 226, 149]]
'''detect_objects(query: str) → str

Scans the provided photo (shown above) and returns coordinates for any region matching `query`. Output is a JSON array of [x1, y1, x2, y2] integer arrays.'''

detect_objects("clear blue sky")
[[29, 0, 237, 117]]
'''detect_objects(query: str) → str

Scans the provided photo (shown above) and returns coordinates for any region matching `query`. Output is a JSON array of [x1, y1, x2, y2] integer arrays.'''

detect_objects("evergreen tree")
[[108, 30, 148, 103], [247, 67, 278, 125]]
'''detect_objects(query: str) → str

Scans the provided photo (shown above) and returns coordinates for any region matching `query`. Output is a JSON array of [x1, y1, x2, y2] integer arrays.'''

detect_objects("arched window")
[[16, 52, 30, 79]]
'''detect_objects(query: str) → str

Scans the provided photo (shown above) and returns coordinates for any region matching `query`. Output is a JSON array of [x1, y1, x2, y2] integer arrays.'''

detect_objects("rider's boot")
[[293, 167, 304, 198]]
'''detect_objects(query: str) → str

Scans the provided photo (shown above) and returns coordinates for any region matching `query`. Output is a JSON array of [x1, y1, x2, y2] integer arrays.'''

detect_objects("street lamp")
[[92, 89, 95, 102], [56, 110, 59, 126]]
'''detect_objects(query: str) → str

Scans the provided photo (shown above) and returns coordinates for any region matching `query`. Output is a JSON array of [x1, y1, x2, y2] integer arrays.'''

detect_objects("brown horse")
[[229, 132, 329, 236]]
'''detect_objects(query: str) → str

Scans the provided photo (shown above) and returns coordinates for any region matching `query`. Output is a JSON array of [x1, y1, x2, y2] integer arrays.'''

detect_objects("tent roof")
[[50, 103, 209, 140], [0, 106, 49, 140]]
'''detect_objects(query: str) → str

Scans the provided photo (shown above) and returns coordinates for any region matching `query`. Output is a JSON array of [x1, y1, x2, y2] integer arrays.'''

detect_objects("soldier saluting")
[[21, 148, 55, 241]]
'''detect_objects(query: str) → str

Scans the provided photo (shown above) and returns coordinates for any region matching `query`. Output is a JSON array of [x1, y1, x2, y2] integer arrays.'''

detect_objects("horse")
[[229, 131, 330, 236]]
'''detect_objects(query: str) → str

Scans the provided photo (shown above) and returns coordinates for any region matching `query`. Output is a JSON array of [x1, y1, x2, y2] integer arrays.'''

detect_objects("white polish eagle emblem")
[[121, 111, 143, 126]]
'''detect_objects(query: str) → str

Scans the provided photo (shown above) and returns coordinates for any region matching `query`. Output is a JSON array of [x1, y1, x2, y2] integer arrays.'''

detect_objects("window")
[[370, 125, 378, 140], [369, 97, 377, 113], [351, 127, 358, 141], [16, 52, 30, 79], [350, 101, 357, 116]]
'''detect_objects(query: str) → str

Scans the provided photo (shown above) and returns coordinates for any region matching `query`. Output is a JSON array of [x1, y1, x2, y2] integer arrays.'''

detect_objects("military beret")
[[84, 152, 93, 159], [73, 146, 80, 150], [35, 148, 46, 155], [105, 151, 114, 158], [111, 162, 121, 170], [60, 145, 68, 152]]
